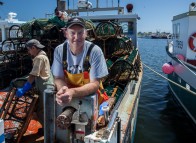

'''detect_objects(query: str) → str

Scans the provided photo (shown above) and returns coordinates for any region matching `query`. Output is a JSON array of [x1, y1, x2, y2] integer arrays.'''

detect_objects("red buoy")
[[126, 4, 133, 12]]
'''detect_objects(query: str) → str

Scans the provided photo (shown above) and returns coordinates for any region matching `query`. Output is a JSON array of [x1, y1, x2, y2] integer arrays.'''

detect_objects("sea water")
[[134, 38, 196, 143]]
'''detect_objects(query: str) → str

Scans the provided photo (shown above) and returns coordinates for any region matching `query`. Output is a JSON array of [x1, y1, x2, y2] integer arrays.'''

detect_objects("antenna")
[[68, 0, 70, 10]]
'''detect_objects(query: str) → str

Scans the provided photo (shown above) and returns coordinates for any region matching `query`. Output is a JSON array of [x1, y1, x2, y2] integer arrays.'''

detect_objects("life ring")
[[188, 33, 196, 52]]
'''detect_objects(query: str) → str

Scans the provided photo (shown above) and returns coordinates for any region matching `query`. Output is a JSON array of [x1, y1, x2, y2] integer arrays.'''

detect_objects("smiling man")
[[51, 17, 109, 106]]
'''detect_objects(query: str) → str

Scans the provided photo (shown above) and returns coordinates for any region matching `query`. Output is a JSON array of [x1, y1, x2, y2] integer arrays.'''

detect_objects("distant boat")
[[151, 34, 168, 39], [163, 2, 196, 124]]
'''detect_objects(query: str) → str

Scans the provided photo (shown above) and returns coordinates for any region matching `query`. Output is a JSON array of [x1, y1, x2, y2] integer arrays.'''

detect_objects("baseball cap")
[[66, 17, 85, 28], [26, 39, 45, 49]]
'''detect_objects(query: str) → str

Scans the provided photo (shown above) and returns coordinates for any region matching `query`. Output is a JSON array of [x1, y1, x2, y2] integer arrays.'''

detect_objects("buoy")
[[162, 62, 174, 74], [176, 54, 185, 61]]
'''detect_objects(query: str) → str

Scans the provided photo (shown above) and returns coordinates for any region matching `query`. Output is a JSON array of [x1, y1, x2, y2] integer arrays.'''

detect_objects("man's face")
[[27, 46, 37, 58], [65, 25, 87, 49]]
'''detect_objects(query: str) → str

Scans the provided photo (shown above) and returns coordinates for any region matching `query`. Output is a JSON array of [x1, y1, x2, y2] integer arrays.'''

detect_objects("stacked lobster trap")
[[0, 18, 66, 89], [86, 20, 141, 98], [0, 26, 32, 89]]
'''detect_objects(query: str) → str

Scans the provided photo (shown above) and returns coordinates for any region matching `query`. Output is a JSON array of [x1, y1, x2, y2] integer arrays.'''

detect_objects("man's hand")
[[16, 81, 32, 98], [16, 88, 25, 97], [56, 86, 74, 106]]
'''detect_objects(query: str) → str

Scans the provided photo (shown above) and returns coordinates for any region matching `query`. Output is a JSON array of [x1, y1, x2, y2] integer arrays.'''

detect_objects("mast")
[[57, 0, 66, 11], [57, 0, 60, 8], [68, 0, 70, 10], [96, 0, 99, 8]]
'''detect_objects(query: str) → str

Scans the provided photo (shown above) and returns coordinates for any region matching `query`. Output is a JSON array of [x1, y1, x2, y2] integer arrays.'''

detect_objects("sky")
[[0, 0, 195, 33]]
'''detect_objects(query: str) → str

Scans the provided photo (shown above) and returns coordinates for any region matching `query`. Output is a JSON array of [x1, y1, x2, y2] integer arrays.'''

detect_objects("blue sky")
[[0, 0, 195, 32]]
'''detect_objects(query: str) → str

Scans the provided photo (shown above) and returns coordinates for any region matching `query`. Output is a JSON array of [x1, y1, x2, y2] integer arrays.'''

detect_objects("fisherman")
[[48, 7, 69, 28], [15, 39, 54, 129], [51, 17, 109, 106]]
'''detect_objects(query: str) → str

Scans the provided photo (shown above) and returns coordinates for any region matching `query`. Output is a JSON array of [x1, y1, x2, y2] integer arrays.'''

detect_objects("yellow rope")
[[142, 62, 196, 96]]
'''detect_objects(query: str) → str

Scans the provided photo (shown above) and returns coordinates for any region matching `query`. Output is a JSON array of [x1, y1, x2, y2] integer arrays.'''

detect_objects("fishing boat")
[[163, 2, 196, 125], [150, 32, 168, 39], [0, 0, 143, 143]]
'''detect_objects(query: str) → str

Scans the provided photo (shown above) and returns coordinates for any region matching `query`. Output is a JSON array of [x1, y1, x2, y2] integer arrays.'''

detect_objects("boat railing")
[[62, 0, 125, 16], [66, 7, 125, 16]]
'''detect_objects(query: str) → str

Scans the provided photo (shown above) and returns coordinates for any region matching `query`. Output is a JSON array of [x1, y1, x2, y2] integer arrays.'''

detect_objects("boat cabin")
[[171, 3, 196, 65]]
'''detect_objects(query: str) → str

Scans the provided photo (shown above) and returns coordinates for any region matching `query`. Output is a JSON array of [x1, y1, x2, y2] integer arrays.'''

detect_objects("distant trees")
[[138, 31, 171, 38]]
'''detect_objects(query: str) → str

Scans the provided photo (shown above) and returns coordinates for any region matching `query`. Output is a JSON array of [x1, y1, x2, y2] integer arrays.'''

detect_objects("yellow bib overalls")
[[63, 43, 108, 105]]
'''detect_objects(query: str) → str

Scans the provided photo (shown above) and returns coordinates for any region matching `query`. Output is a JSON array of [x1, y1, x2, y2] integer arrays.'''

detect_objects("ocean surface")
[[134, 38, 196, 143]]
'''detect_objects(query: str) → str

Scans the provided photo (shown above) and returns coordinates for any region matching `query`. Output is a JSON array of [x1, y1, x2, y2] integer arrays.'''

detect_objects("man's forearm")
[[54, 77, 68, 91], [28, 74, 35, 84], [72, 81, 99, 98]]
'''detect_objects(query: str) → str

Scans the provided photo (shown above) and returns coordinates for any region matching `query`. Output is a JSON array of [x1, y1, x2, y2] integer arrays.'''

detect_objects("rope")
[[176, 58, 196, 76], [142, 62, 196, 96]]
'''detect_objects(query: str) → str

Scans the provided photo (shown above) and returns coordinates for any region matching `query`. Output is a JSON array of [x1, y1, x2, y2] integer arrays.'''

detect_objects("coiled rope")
[[142, 62, 196, 96]]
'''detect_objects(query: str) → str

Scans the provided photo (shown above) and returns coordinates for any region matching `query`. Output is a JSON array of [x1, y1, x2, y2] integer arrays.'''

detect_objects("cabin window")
[[121, 22, 128, 34], [121, 22, 134, 35], [173, 23, 180, 39], [172, 24, 176, 37], [176, 23, 180, 39], [128, 22, 134, 34]]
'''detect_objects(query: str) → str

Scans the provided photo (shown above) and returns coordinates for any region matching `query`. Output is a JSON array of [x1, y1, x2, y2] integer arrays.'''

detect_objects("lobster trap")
[[0, 78, 38, 143], [0, 39, 32, 90]]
